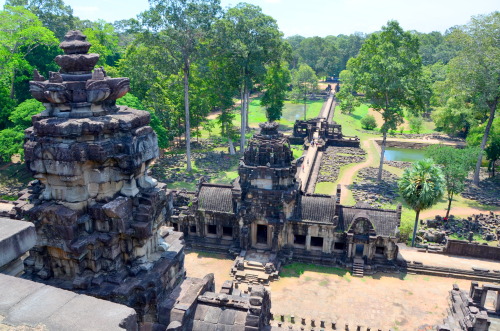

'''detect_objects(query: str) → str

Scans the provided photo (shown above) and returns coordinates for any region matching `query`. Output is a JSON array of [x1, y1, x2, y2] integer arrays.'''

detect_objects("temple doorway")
[[355, 244, 364, 257], [256, 225, 268, 245]]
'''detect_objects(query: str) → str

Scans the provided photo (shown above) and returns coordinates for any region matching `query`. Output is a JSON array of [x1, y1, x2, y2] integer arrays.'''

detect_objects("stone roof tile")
[[198, 185, 234, 214]]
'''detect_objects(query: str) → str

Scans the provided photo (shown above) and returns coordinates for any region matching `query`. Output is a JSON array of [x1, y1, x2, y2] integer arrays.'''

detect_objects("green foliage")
[[0, 128, 24, 162], [398, 159, 445, 212], [116, 93, 145, 110], [0, 5, 58, 122], [291, 63, 318, 120], [425, 145, 478, 216], [83, 20, 120, 67], [6, 0, 76, 40], [398, 159, 445, 246], [260, 62, 291, 122], [408, 115, 423, 133], [485, 132, 500, 176], [9, 99, 44, 128], [336, 69, 360, 114], [346, 20, 430, 180], [360, 114, 377, 130]]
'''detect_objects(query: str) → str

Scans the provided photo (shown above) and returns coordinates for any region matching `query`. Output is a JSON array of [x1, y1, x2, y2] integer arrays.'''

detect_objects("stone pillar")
[[305, 235, 311, 251], [347, 243, 353, 258], [496, 291, 500, 313], [480, 289, 488, 308]]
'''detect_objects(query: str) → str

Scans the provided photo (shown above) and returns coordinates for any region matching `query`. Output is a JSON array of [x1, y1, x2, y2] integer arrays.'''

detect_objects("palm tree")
[[398, 159, 445, 247]]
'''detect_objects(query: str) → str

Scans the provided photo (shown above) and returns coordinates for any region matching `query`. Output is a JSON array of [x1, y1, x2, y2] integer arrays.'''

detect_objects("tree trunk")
[[244, 88, 250, 131], [183, 62, 192, 172], [377, 131, 387, 181], [303, 96, 307, 120], [10, 69, 16, 99], [228, 138, 235, 155], [445, 192, 454, 219], [245, 89, 250, 131], [240, 81, 247, 153], [473, 102, 497, 185], [411, 209, 420, 247]]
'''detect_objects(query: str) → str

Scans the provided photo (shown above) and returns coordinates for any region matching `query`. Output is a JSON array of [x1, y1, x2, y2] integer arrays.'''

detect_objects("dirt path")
[[338, 138, 376, 204], [421, 207, 499, 218]]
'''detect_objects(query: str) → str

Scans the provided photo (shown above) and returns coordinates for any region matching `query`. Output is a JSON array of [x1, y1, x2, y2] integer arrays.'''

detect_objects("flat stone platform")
[[0, 218, 36, 269], [398, 244, 500, 271], [0, 274, 137, 331]]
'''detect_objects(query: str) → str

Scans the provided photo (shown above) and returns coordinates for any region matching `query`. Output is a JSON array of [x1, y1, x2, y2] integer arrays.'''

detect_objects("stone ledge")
[[0, 274, 138, 331], [0, 218, 36, 268]]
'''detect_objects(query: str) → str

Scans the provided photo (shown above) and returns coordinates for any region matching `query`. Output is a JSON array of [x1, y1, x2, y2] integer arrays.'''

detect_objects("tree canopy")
[[398, 159, 445, 247], [346, 20, 430, 180]]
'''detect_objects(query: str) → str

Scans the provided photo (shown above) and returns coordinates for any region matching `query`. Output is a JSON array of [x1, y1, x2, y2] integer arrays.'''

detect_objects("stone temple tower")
[[17, 31, 185, 324], [235, 122, 300, 251]]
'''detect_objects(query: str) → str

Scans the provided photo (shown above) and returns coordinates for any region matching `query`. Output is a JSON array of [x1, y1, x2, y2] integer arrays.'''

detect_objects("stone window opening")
[[189, 225, 197, 234], [222, 226, 233, 238], [311, 236, 323, 249], [172, 223, 178, 231], [294, 234, 306, 246], [375, 246, 385, 255], [207, 224, 217, 236], [334, 242, 346, 251]]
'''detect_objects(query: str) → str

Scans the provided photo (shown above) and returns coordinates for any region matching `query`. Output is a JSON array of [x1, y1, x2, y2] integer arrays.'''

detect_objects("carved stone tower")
[[236, 122, 299, 251], [18, 31, 185, 324]]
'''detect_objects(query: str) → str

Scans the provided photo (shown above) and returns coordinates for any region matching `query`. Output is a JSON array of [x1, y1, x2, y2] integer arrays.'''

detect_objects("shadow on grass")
[[280, 262, 349, 278], [187, 250, 231, 261]]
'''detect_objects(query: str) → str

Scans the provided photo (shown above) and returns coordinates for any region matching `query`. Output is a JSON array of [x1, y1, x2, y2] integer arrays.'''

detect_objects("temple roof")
[[338, 205, 400, 237], [298, 195, 337, 224], [197, 185, 234, 214]]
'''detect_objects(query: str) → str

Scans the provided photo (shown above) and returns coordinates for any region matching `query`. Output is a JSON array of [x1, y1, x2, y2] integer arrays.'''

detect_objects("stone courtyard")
[[183, 249, 498, 330]]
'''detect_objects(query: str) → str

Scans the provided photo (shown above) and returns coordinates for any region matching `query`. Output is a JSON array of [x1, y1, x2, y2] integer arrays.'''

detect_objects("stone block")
[[103, 197, 133, 220], [0, 218, 36, 268], [45, 292, 138, 330], [4, 284, 77, 327], [0, 274, 45, 315]]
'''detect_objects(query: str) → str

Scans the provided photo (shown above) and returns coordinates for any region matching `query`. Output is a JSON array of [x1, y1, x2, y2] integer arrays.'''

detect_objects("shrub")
[[361, 114, 377, 130], [409, 115, 423, 133]]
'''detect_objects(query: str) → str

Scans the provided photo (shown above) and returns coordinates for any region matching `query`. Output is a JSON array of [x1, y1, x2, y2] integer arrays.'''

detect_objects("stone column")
[[480, 289, 488, 308], [305, 235, 311, 251], [496, 291, 500, 313], [347, 243, 353, 258]]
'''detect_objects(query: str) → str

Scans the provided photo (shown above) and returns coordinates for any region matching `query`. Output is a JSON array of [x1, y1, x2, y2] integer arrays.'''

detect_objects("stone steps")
[[352, 258, 364, 277]]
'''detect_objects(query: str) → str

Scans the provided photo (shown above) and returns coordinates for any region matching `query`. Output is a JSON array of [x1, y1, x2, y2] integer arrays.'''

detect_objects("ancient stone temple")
[[15, 31, 185, 323], [176, 122, 401, 280]]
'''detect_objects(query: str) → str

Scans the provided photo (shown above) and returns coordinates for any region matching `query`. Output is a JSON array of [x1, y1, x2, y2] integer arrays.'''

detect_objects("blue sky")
[[2, 0, 498, 37]]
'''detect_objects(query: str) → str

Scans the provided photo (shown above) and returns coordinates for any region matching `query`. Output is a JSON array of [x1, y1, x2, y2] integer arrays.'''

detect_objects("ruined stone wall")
[[444, 240, 500, 261]]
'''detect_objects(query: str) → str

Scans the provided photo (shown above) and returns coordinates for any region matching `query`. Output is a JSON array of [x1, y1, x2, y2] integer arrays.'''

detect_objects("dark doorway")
[[355, 244, 364, 256], [375, 246, 385, 255], [334, 242, 346, 250], [294, 234, 306, 246], [207, 225, 217, 235], [189, 225, 197, 233], [222, 226, 233, 237], [172, 223, 178, 231], [311, 236, 323, 248], [256, 224, 268, 244]]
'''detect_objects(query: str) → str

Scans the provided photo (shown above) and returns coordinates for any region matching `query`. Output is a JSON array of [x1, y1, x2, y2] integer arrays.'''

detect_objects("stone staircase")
[[352, 258, 365, 277], [231, 250, 279, 285]]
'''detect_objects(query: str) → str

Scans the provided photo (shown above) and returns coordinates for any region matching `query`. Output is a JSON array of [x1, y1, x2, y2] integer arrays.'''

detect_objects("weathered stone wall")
[[445, 240, 500, 261]]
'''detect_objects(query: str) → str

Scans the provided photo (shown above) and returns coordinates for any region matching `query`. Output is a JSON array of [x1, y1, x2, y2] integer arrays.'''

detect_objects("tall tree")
[[215, 3, 285, 152], [425, 145, 478, 218], [336, 69, 360, 114], [5, 0, 75, 40], [141, 0, 222, 171], [444, 12, 499, 185], [260, 62, 290, 122], [0, 6, 57, 123], [398, 159, 445, 247], [291, 64, 318, 120], [347, 20, 430, 180]]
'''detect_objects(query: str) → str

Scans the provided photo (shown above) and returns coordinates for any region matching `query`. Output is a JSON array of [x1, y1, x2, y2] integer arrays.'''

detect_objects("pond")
[[384, 147, 426, 162]]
